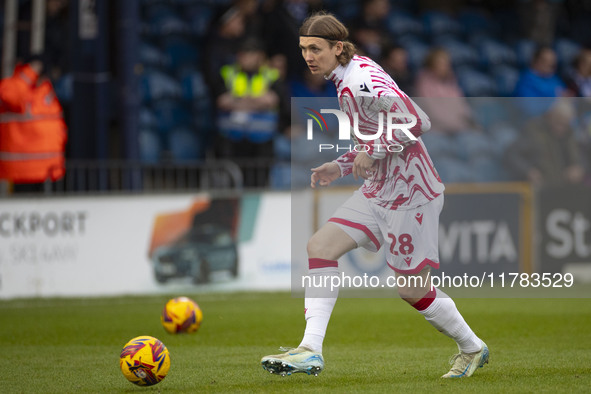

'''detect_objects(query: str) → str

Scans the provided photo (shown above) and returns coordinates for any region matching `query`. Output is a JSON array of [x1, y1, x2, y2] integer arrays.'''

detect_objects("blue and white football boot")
[[261, 346, 324, 377], [441, 340, 489, 378]]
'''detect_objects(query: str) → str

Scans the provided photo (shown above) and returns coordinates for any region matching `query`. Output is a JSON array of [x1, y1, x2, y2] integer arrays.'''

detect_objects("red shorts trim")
[[328, 217, 381, 251], [386, 258, 440, 275]]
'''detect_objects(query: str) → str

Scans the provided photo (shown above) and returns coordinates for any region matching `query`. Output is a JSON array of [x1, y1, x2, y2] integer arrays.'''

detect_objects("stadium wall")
[[0, 192, 292, 299], [1, 183, 589, 299]]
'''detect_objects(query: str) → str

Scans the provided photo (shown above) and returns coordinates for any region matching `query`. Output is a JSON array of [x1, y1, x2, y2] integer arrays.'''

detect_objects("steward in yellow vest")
[[216, 39, 280, 143]]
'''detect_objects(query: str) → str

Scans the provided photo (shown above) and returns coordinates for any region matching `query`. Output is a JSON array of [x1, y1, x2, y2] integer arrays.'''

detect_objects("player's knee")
[[397, 285, 417, 301], [306, 235, 326, 259], [397, 279, 430, 301]]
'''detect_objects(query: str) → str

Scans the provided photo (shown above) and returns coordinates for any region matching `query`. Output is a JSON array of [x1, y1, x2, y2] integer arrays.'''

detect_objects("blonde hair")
[[299, 11, 356, 65]]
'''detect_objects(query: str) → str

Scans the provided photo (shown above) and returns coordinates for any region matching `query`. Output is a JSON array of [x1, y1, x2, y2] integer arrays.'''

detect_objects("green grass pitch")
[[0, 292, 590, 393]]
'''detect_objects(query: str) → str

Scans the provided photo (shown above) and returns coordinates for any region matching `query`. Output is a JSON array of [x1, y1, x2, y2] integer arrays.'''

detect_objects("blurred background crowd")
[[2, 0, 591, 190]]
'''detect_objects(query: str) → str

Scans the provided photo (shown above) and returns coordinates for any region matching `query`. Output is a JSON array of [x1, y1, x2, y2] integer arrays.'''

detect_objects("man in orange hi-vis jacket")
[[0, 55, 67, 188]]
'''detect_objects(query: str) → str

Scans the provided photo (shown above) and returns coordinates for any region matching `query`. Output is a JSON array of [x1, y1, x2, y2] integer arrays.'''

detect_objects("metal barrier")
[[40, 159, 246, 195], [1, 157, 279, 196]]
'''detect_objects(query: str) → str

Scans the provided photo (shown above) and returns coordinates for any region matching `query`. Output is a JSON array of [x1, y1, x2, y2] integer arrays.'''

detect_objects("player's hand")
[[311, 162, 341, 188], [352, 152, 377, 181]]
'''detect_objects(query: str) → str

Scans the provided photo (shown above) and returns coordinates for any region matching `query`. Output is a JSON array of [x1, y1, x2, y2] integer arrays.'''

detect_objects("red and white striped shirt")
[[327, 55, 444, 210]]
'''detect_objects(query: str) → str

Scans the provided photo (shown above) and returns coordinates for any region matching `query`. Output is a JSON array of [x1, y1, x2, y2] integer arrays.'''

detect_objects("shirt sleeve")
[[361, 94, 432, 160], [344, 64, 431, 159], [333, 151, 357, 177]]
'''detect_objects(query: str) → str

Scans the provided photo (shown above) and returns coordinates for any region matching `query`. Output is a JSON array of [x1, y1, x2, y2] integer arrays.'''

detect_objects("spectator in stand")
[[564, 48, 591, 182], [352, 0, 390, 31], [261, 0, 324, 79], [0, 55, 67, 193], [381, 45, 414, 95], [519, 0, 560, 46], [349, 0, 391, 61], [232, 0, 264, 38], [213, 38, 281, 187], [350, 24, 383, 60], [566, 48, 591, 97], [514, 46, 565, 97], [504, 99, 584, 186], [204, 6, 248, 92], [414, 48, 479, 134], [513, 46, 567, 116]]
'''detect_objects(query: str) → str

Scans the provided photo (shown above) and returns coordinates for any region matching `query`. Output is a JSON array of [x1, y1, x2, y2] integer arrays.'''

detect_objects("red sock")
[[412, 287, 437, 311]]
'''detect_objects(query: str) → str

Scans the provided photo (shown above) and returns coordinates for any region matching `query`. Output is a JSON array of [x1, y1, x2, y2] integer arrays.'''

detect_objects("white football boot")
[[441, 340, 489, 378], [261, 346, 324, 376]]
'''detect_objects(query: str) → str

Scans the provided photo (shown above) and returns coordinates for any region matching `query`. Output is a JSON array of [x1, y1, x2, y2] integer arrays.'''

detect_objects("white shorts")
[[329, 190, 443, 274]]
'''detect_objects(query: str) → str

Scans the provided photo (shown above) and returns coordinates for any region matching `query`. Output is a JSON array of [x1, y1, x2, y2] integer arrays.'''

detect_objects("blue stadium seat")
[[139, 106, 158, 129], [422, 11, 463, 40], [514, 39, 537, 69], [171, 0, 208, 5], [434, 37, 479, 67], [398, 36, 430, 69], [433, 157, 475, 183], [143, 1, 177, 23], [554, 38, 581, 69], [192, 97, 213, 128], [454, 132, 495, 161], [420, 132, 457, 159], [139, 128, 163, 163], [139, 41, 171, 70], [289, 131, 336, 165], [140, 69, 182, 102], [469, 156, 509, 182], [270, 162, 291, 190], [477, 38, 517, 69], [179, 68, 209, 102], [456, 66, 497, 97], [152, 98, 193, 132], [492, 8, 521, 42], [146, 13, 191, 37], [168, 127, 203, 161], [488, 123, 519, 157], [389, 0, 416, 13], [469, 98, 510, 130], [334, 0, 360, 21], [458, 8, 499, 37], [161, 36, 201, 72], [192, 100, 214, 156], [387, 12, 423, 37], [467, 31, 496, 48], [185, 3, 214, 37], [491, 65, 520, 97], [273, 134, 291, 162]]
